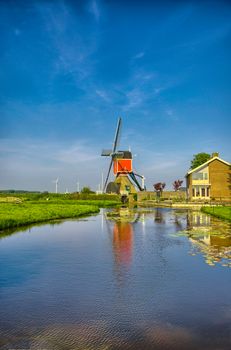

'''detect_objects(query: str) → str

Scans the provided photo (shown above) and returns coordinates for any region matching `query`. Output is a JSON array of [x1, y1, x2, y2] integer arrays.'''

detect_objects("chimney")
[[212, 152, 219, 158]]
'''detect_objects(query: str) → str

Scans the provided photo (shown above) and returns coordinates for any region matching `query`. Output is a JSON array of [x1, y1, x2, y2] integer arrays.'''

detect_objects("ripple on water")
[[0, 208, 231, 349]]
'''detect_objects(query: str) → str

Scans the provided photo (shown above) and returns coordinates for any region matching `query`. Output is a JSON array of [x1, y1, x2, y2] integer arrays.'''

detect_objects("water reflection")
[[178, 211, 231, 267], [1, 207, 231, 349], [106, 208, 139, 277], [1, 320, 229, 350], [113, 220, 133, 266], [154, 208, 165, 223], [106, 208, 231, 269]]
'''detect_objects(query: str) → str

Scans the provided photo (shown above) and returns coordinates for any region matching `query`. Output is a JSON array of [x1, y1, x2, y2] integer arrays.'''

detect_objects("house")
[[186, 153, 231, 201]]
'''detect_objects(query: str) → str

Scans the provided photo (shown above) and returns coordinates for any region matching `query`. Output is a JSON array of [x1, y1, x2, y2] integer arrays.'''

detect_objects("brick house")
[[186, 153, 231, 201]]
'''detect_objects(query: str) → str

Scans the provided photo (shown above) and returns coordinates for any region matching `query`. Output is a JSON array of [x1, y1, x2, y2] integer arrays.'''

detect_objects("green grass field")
[[0, 202, 100, 230], [201, 206, 231, 222], [0, 193, 120, 231], [0, 192, 120, 202]]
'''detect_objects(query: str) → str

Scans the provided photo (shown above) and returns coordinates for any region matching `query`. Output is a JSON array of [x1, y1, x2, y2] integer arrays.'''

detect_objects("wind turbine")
[[77, 181, 80, 193], [53, 178, 59, 193]]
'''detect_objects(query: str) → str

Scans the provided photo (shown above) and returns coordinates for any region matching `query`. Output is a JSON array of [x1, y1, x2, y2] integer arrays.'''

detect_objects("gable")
[[191, 165, 209, 180], [186, 157, 230, 176]]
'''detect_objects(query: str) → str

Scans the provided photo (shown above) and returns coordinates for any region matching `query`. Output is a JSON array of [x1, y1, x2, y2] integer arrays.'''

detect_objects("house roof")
[[186, 156, 230, 176]]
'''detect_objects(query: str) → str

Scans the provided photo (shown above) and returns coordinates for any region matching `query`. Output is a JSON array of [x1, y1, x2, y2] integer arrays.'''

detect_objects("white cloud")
[[35, 1, 98, 84], [124, 88, 144, 111], [14, 28, 21, 36], [166, 109, 173, 116], [133, 52, 145, 59], [0, 138, 102, 192], [89, 0, 101, 22], [56, 143, 99, 164], [95, 89, 111, 102], [154, 87, 163, 94]]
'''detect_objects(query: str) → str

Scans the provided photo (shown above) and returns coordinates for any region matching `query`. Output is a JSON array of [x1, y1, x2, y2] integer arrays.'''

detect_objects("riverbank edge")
[[0, 198, 122, 232], [201, 206, 231, 222], [0, 204, 101, 232], [138, 201, 231, 222], [137, 201, 208, 209]]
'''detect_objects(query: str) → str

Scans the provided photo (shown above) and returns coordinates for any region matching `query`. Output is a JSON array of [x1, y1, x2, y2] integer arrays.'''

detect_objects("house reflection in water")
[[186, 211, 231, 267]]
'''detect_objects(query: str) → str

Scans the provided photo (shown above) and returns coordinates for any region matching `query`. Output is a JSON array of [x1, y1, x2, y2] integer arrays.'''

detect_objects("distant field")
[[201, 206, 231, 222], [0, 191, 120, 202], [0, 192, 120, 231]]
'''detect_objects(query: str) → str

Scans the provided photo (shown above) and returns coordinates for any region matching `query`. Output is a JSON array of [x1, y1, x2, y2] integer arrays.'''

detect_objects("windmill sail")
[[103, 117, 122, 191], [112, 117, 122, 153], [103, 158, 113, 192]]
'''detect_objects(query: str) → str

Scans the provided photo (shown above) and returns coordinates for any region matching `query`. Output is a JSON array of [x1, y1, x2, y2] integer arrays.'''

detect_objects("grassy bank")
[[0, 193, 120, 231], [201, 206, 231, 222], [0, 202, 101, 230]]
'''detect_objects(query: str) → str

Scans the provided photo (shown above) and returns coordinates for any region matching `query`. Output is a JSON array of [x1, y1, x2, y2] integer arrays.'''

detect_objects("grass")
[[0, 202, 100, 230], [0, 192, 120, 202], [201, 206, 231, 222], [0, 193, 120, 231]]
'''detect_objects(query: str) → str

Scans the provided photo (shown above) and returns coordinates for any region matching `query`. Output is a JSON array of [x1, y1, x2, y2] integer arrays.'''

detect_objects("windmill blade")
[[128, 172, 143, 191], [112, 117, 122, 153], [101, 149, 112, 156], [103, 158, 113, 192]]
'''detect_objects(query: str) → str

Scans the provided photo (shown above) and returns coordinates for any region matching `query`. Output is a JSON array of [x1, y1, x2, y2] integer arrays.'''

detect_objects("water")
[[0, 208, 230, 349]]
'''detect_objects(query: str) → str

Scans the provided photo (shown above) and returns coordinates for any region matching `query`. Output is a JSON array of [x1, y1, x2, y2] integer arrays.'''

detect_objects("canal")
[[0, 208, 230, 349]]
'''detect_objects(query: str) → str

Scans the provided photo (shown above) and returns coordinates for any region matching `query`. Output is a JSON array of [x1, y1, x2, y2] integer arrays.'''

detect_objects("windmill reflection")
[[113, 220, 133, 266], [106, 208, 140, 271]]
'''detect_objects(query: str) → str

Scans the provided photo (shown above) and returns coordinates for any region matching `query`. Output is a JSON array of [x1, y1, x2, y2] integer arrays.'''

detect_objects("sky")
[[0, 0, 231, 192]]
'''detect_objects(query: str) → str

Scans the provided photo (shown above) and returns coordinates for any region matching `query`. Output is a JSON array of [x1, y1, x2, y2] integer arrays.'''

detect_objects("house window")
[[192, 188, 195, 197], [207, 187, 210, 197], [192, 173, 202, 180], [201, 188, 205, 197], [192, 172, 208, 180]]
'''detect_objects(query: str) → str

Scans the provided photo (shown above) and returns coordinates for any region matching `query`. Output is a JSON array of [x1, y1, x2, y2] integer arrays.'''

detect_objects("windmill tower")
[[101, 117, 145, 195], [53, 178, 59, 193]]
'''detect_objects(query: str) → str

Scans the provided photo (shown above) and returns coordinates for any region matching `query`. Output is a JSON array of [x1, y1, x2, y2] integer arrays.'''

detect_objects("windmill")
[[52, 178, 59, 194], [101, 117, 145, 195]]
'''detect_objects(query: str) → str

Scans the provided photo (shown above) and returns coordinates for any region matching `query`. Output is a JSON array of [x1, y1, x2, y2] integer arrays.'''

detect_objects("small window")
[[192, 173, 203, 180], [201, 188, 205, 197], [192, 172, 208, 180], [207, 188, 210, 197], [192, 188, 195, 197]]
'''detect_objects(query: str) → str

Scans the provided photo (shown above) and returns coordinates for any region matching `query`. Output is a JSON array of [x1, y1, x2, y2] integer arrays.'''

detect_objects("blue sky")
[[1, 0, 231, 192]]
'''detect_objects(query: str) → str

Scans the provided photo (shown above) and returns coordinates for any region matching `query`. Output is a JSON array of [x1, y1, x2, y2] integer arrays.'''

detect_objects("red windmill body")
[[113, 151, 133, 175]]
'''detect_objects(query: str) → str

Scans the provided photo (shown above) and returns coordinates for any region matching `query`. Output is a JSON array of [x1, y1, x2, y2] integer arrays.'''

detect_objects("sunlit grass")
[[201, 206, 231, 222], [0, 192, 120, 231], [0, 202, 100, 230]]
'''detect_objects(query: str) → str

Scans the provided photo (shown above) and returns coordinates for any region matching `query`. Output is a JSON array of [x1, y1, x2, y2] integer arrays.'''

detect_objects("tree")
[[173, 180, 183, 191], [81, 186, 92, 194], [190, 153, 210, 169], [153, 182, 166, 198]]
